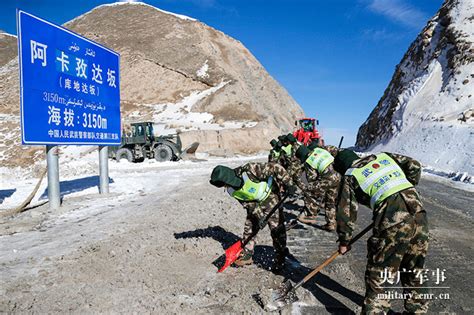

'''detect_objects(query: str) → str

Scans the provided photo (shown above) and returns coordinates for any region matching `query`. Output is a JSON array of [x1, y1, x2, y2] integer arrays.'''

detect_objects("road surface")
[[0, 159, 472, 313]]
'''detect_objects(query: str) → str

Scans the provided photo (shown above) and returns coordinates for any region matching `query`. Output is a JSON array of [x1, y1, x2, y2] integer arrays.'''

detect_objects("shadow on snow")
[[39, 176, 114, 200], [0, 188, 16, 204]]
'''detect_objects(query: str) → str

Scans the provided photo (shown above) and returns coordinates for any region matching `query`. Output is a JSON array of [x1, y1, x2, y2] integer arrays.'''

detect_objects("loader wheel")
[[154, 144, 173, 162], [116, 148, 134, 163]]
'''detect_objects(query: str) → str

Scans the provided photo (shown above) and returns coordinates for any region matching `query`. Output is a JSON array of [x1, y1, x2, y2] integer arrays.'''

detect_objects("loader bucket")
[[179, 142, 200, 160]]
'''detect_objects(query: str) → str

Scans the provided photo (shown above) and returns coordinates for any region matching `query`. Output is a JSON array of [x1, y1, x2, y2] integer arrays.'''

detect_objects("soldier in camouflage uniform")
[[210, 162, 296, 272], [268, 139, 283, 164], [284, 134, 304, 178], [278, 134, 307, 192], [336, 151, 429, 314], [295, 144, 341, 230]]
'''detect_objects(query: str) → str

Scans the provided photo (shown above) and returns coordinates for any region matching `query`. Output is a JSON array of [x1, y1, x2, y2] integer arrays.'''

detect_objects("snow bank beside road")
[[0, 152, 266, 212]]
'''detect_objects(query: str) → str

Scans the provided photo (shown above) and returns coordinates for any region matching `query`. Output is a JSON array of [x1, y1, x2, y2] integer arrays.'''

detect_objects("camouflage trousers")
[[363, 212, 429, 314], [304, 171, 341, 227], [242, 192, 286, 257]]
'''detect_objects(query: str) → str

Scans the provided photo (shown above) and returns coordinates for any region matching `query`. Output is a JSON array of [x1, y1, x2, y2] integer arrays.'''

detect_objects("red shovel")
[[218, 193, 289, 273]]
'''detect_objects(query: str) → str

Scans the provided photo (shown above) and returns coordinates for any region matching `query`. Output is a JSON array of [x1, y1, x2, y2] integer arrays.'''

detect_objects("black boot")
[[271, 250, 287, 273]]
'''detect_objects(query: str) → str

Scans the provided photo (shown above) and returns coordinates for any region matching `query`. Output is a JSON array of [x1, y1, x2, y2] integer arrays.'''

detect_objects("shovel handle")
[[241, 193, 289, 248], [294, 223, 374, 290], [301, 251, 339, 283]]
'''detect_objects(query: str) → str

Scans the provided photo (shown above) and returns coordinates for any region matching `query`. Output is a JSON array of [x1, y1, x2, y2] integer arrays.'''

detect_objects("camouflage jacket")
[[268, 149, 283, 164], [281, 141, 306, 189], [336, 152, 424, 245], [234, 162, 293, 208], [296, 145, 340, 189]]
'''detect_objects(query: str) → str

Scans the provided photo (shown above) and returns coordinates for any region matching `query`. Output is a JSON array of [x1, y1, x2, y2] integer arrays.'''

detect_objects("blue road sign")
[[17, 10, 121, 145]]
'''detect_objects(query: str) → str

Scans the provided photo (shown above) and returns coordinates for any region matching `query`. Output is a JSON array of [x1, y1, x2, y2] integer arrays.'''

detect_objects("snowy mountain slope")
[[356, 0, 474, 175]]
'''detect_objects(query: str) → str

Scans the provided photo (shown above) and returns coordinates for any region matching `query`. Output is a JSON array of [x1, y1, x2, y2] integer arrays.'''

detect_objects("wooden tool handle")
[[297, 223, 374, 288], [241, 193, 289, 247], [302, 251, 339, 283]]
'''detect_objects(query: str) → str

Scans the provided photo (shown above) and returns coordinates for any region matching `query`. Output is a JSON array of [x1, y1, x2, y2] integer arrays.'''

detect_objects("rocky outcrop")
[[0, 31, 17, 67], [356, 0, 473, 173]]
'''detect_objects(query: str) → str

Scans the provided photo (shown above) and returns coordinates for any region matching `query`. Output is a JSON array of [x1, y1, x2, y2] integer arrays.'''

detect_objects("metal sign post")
[[46, 145, 60, 209], [17, 10, 121, 208], [99, 146, 109, 194]]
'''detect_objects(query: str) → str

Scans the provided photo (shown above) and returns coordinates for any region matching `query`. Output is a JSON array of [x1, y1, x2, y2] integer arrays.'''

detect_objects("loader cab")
[[145, 123, 154, 140], [294, 117, 324, 145], [130, 122, 154, 144], [298, 118, 318, 132], [132, 124, 144, 137]]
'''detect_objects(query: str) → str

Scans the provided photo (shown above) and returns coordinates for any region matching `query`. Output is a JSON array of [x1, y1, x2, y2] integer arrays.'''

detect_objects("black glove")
[[286, 185, 297, 196]]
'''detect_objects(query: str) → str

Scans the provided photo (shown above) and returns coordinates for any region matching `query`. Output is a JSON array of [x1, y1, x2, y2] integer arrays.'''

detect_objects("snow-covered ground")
[[0, 150, 266, 211]]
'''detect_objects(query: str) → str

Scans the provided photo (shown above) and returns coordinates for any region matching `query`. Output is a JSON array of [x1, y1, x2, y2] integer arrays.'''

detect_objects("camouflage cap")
[[333, 149, 360, 175], [295, 145, 311, 162], [307, 139, 320, 151], [210, 165, 243, 189], [270, 139, 278, 147], [278, 135, 287, 143], [286, 133, 297, 143]]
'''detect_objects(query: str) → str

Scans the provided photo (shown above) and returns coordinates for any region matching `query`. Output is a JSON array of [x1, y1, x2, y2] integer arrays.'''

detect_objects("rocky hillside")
[[356, 0, 473, 174], [0, 2, 304, 171], [0, 31, 17, 67]]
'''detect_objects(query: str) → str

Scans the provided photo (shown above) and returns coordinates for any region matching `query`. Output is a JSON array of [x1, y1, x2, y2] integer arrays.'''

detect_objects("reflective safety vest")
[[305, 148, 334, 174], [228, 173, 273, 202], [345, 153, 413, 209], [271, 150, 281, 159], [282, 145, 292, 156]]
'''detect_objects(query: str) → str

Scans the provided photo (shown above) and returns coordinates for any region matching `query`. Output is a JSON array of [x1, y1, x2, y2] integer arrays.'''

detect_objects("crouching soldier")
[[210, 162, 296, 272], [295, 144, 341, 230], [336, 151, 429, 314]]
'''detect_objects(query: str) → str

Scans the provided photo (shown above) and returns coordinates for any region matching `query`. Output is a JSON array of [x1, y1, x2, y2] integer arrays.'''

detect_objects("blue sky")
[[1, 0, 443, 146]]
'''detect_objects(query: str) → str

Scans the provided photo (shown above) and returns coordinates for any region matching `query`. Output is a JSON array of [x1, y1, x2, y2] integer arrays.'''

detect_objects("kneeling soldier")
[[337, 151, 429, 314], [210, 162, 295, 272], [295, 144, 341, 230]]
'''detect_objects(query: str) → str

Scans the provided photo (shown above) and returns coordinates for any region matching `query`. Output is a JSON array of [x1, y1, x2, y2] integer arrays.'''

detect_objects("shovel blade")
[[272, 279, 298, 308], [265, 279, 299, 311], [217, 240, 243, 273]]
